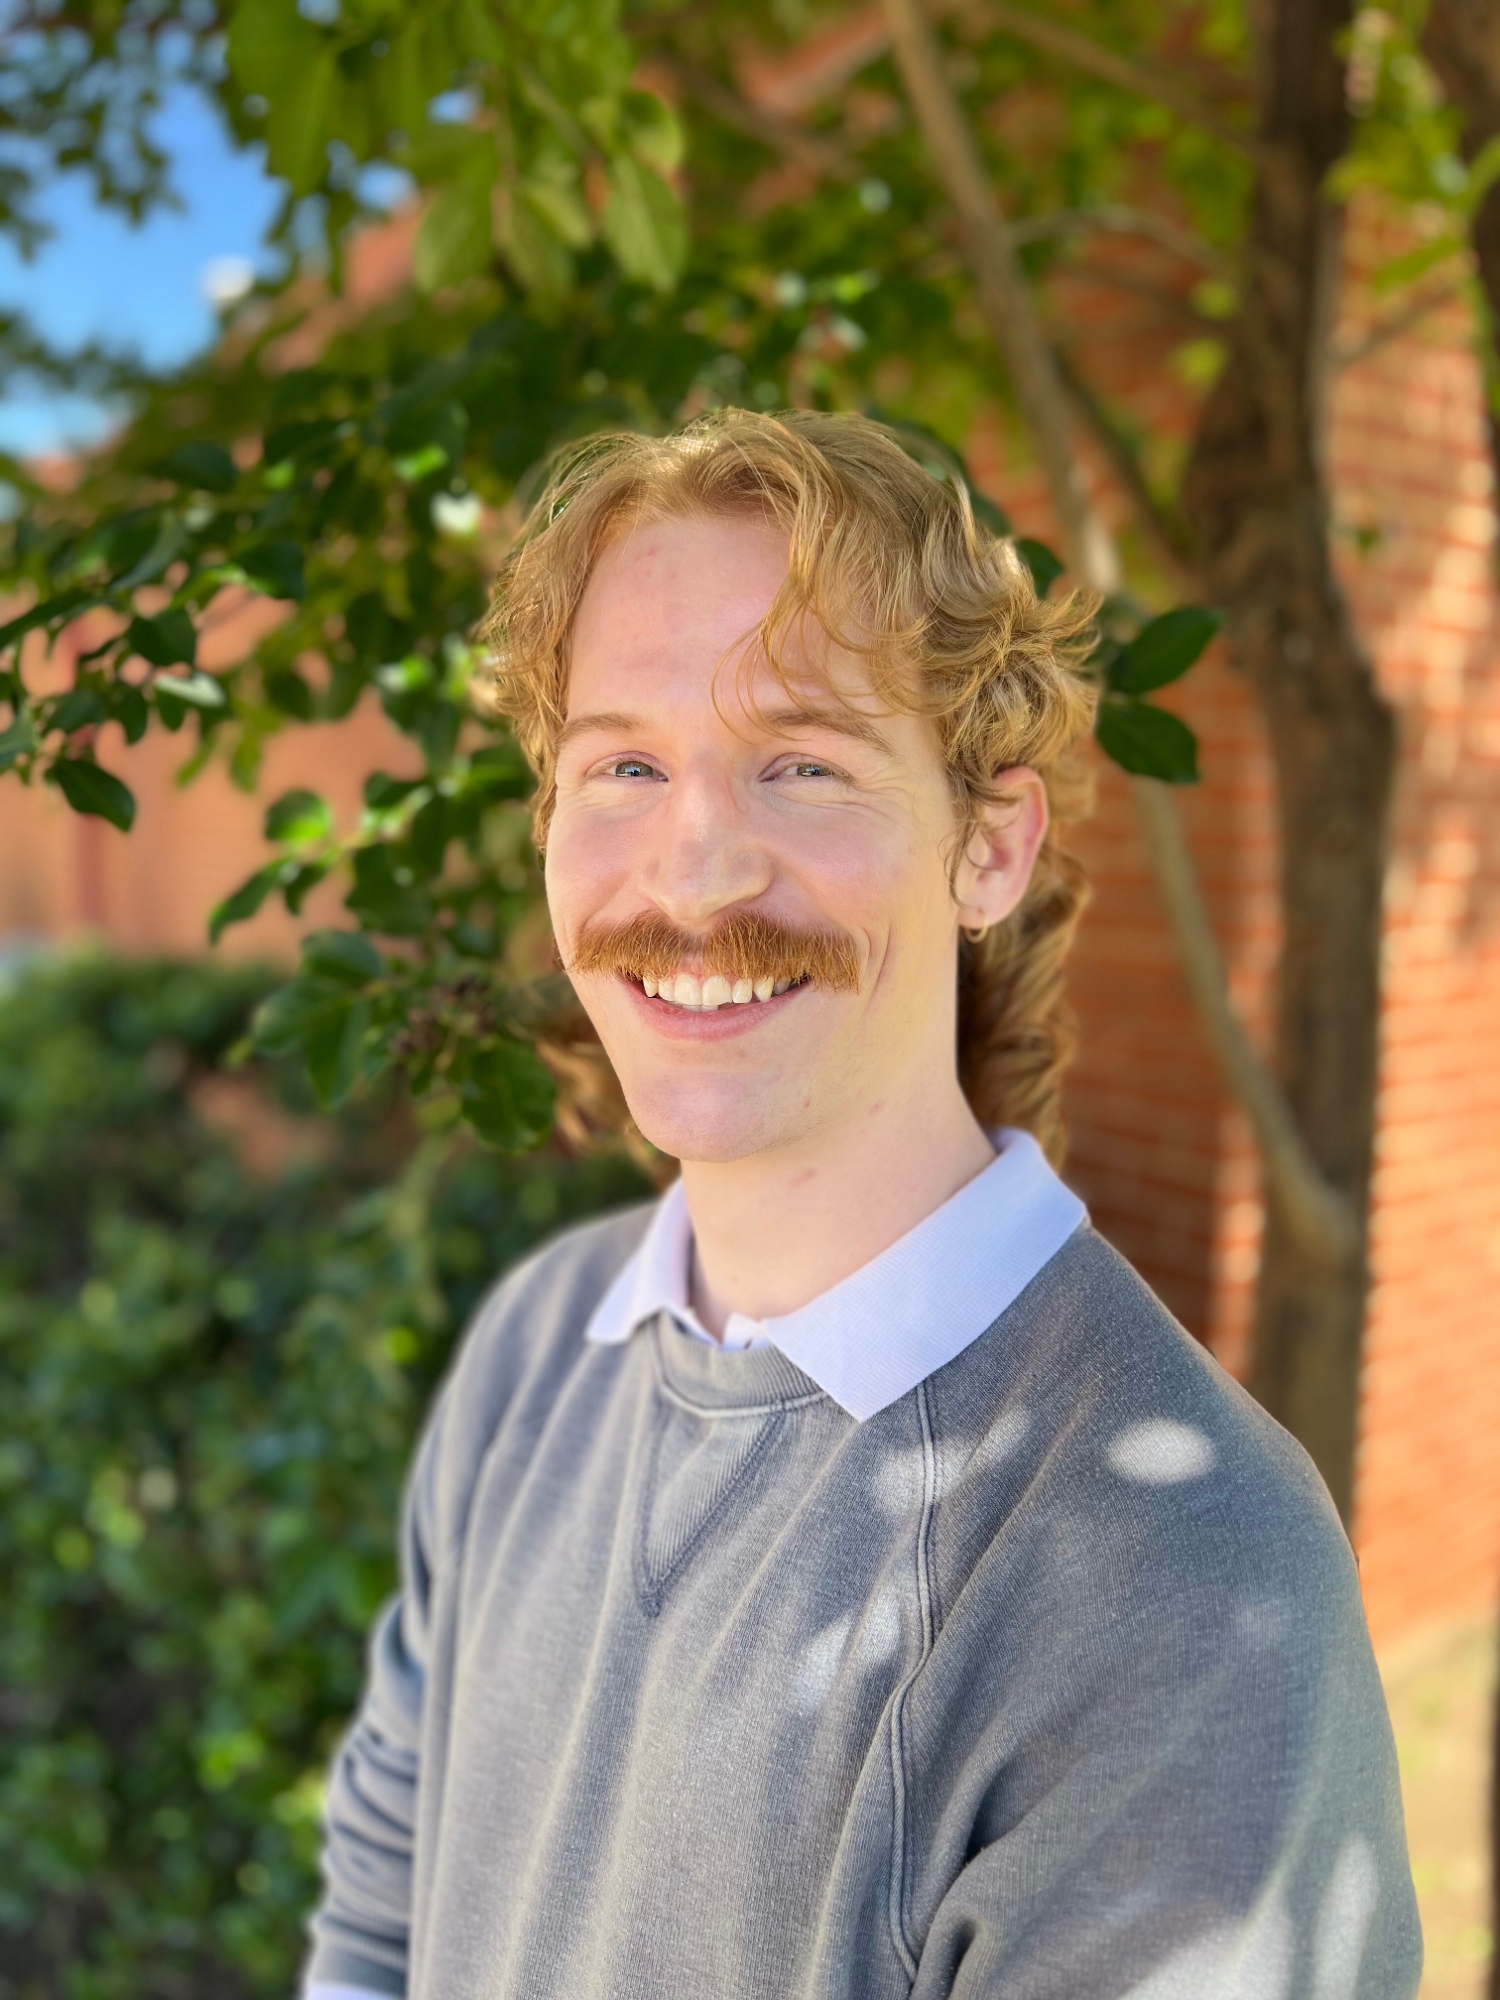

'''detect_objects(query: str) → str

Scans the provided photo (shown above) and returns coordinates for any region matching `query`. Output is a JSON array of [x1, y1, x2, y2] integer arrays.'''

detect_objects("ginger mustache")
[[568, 911, 861, 1010]]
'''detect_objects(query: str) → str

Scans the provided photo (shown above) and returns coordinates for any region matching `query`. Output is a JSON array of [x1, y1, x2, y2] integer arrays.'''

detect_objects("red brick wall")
[[1331, 205, 1500, 1642]]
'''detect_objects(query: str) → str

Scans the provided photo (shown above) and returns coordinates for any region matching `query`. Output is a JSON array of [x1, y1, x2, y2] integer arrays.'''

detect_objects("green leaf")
[[520, 177, 592, 252], [1110, 607, 1223, 695], [622, 89, 684, 174], [469, 740, 531, 785], [459, 1042, 555, 1151], [502, 196, 576, 296], [1095, 699, 1199, 784], [240, 539, 306, 601], [299, 929, 383, 985], [250, 967, 373, 1106], [127, 610, 197, 669], [391, 443, 450, 483], [409, 795, 449, 872], [1015, 538, 1064, 599], [48, 758, 137, 829], [208, 863, 284, 942], [48, 687, 107, 735], [111, 683, 150, 745], [282, 859, 331, 913], [264, 789, 333, 844], [263, 417, 344, 467], [263, 666, 315, 720], [160, 441, 236, 494], [154, 674, 227, 729], [345, 845, 432, 935], [228, 0, 336, 197], [114, 515, 188, 590], [0, 710, 37, 772], [414, 181, 494, 293], [304, 996, 372, 1107], [600, 156, 686, 293], [363, 771, 425, 812]]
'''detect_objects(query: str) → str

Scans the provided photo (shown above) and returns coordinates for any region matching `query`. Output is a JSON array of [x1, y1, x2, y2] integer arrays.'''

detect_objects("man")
[[303, 410, 1420, 1999]]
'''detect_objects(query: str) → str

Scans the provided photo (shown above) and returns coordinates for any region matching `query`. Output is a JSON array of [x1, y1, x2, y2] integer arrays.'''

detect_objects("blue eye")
[[611, 758, 657, 778]]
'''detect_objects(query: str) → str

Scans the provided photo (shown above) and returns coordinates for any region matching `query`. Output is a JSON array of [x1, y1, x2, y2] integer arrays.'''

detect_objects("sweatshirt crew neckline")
[[650, 1314, 828, 1416]]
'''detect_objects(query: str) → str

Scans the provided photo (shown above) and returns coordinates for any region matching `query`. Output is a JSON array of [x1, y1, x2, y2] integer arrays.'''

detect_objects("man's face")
[[544, 514, 986, 1166]]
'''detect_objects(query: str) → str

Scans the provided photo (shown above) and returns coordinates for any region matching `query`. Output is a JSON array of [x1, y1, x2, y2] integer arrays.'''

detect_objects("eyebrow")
[[556, 705, 893, 754], [760, 704, 894, 754], [556, 711, 645, 748]]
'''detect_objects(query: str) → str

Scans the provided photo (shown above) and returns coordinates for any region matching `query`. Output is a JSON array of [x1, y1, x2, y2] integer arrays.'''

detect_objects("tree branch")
[[880, 0, 1358, 1266], [662, 56, 860, 182], [1330, 277, 1466, 371], [1010, 202, 1233, 275], [1130, 783, 1359, 1264], [1050, 344, 1197, 590], [1060, 260, 1225, 330], [972, 1, 1258, 160], [881, 0, 1120, 589]]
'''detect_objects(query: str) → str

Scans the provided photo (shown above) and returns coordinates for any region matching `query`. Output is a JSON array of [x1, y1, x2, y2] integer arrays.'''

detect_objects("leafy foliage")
[[0, 949, 648, 1996]]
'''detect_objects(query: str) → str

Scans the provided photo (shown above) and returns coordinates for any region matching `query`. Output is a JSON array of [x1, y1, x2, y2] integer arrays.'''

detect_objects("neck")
[[681, 1073, 995, 1337]]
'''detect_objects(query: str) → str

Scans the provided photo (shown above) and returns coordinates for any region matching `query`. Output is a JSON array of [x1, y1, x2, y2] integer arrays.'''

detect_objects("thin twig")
[[1061, 261, 1224, 330], [1331, 277, 1467, 370], [971, 0, 1257, 159], [1130, 783, 1359, 1264], [1010, 202, 1233, 276], [663, 56, 861, 181], [881, 0, 1120, 589], [1050, 345, 1197, 591]]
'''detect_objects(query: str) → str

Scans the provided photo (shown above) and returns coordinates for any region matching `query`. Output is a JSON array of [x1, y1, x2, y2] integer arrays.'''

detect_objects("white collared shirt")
[[583, 1128, 1087, 1422]]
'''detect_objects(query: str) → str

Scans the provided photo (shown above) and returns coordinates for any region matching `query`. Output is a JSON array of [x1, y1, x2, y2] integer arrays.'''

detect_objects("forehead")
[[566, 513, 880, 723], [568, 516, 788, 704]]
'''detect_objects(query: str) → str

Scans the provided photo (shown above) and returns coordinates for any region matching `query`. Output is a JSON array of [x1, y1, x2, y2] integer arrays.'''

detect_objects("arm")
[[908, 1524, 1422, 1998], [299, 1379, 450, 1999]]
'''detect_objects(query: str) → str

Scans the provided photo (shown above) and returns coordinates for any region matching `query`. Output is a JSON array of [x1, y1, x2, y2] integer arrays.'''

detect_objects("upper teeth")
[[640, 971, 795, 1010]]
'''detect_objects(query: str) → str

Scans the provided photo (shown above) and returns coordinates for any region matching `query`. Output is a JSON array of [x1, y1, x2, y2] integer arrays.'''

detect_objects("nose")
[[643, 760, 774, 928]]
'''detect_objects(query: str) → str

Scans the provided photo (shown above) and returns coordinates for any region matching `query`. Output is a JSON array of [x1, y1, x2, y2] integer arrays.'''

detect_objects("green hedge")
[[0, 950, 646, 1999]]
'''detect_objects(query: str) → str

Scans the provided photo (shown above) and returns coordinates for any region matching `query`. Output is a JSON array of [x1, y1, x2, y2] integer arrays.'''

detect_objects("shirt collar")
[[583, 1129, 1087, 1422]]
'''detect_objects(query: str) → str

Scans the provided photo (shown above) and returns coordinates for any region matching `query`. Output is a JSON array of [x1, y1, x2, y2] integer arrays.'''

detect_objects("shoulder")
[[930, 1225, 1357, 1649], [913, 1233, 1418, 1992], [413, 1199, 656, 1562], [465, 1199, 656, 1360]]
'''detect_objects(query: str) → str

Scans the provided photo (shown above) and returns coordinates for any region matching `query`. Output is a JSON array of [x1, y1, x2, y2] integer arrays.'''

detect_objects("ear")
[[953, 768, 1049, 933]]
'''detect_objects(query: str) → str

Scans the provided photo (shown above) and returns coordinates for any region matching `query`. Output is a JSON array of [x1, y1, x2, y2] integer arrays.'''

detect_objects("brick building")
[[2, 193, 1497, 1655]]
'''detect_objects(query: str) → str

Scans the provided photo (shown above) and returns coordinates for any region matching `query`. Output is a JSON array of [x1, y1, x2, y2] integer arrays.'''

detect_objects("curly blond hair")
[[483, 408, 1098, 1165]]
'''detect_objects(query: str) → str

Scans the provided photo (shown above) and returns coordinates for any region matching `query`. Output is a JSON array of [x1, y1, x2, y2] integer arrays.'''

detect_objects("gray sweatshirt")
[[304, 1207, 1420, 1999]]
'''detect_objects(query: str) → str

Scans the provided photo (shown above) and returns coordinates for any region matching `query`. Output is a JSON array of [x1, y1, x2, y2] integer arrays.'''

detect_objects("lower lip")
[[619, 976, 809, 1039]]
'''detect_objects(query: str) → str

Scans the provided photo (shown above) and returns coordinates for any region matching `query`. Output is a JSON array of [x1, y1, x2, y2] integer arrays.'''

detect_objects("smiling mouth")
[[632, 971, 810, 1012]]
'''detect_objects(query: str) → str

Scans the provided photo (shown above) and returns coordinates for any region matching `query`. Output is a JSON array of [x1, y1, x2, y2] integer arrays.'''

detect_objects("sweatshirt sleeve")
[[296, 1207, 650, 2000], [907, 1460, 1423, 1997], [298, 1378, 451, 2000]]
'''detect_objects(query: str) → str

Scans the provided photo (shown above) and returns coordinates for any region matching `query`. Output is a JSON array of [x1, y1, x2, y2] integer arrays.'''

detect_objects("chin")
[[618, 1070, 802, 1166]]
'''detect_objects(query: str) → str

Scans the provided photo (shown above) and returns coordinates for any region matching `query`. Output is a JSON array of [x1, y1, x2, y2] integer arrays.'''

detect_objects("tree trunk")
[[1182, 0, 1396, 1522]]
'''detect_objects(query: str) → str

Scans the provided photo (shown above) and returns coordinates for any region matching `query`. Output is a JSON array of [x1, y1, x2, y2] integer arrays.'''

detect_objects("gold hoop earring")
[[962, 922, 990, 944]]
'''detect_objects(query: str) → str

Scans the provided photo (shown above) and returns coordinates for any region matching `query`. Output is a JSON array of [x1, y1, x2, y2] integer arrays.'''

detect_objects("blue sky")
[[0, 86, 284, 456]]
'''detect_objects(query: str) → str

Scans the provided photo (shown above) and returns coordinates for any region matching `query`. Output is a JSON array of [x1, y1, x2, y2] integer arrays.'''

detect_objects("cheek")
[[543, 804, 635, 929], [805, 811, 954, 949]]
